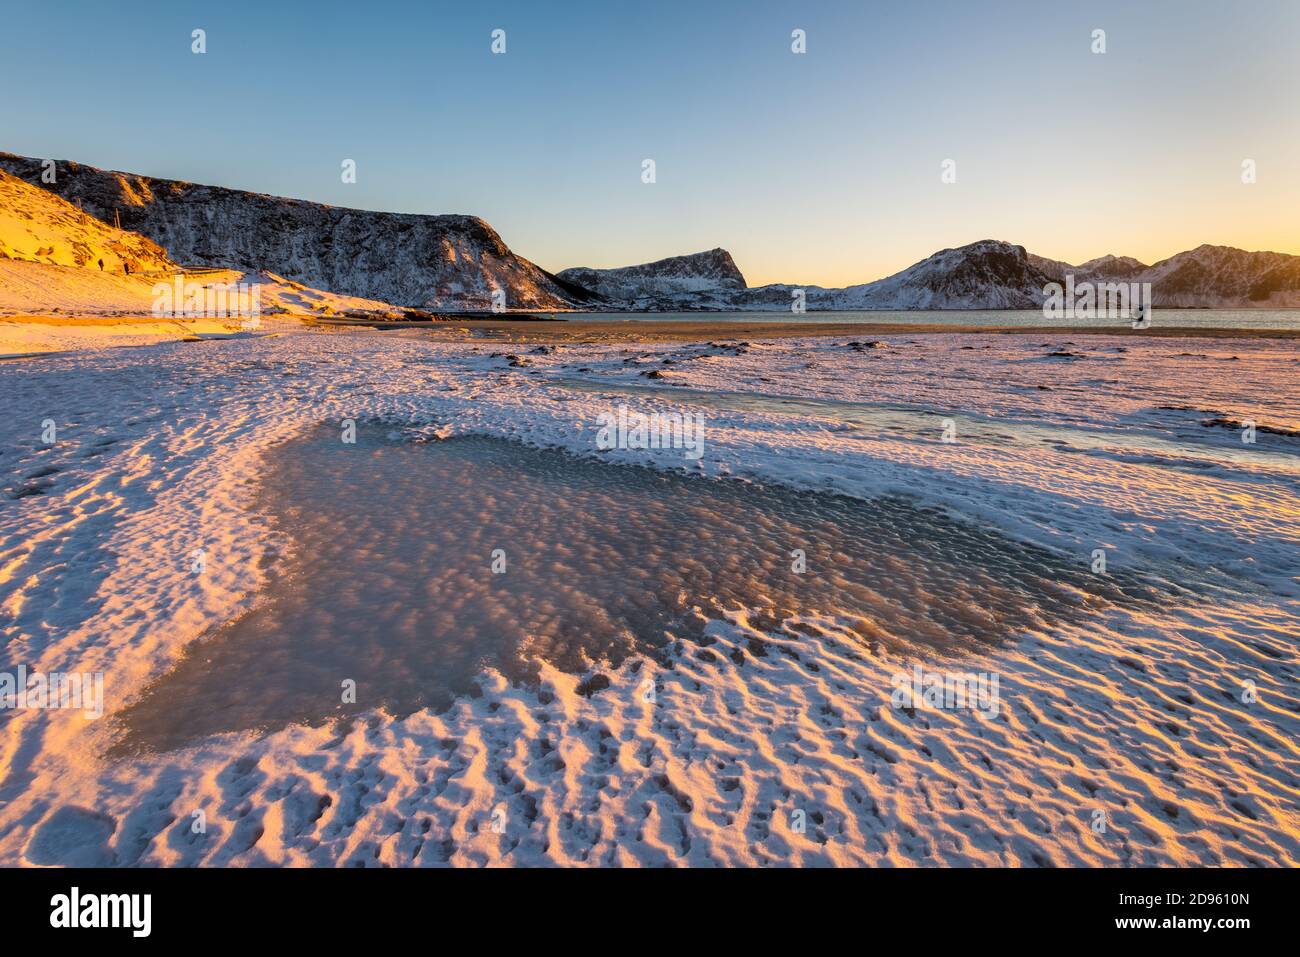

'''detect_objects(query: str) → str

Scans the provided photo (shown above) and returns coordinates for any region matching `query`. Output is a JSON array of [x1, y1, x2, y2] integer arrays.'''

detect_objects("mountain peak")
[[561, 248, 745, 285], [555, 248, 747, 309]]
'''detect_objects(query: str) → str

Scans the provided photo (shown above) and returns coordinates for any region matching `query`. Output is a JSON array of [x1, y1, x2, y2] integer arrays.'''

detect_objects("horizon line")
[[6, 147, 1296, 292]]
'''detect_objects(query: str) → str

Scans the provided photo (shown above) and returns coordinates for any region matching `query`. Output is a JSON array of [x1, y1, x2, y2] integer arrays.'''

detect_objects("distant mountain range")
[[567, 242, 1300, 311], [3, 151, 1298, 312]]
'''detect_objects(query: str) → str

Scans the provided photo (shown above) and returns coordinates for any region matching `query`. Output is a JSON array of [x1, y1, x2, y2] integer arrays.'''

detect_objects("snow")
[[0, 314, 259, 356], [0, 168, 175, 274], [1, 328, 1296, 866], [557, 240, 1300, 311], [8, 151, 1300, 313], [558, 249, 748, 310], [0, 164, 420, 326], [0, 153, 583, 312]]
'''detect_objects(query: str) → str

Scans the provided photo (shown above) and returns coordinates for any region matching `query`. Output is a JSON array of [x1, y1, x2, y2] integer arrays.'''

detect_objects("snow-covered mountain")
[[557, 248, 746, 310], [7, 151, 1295, 312], [572, 240, 1300, 311], [557, 240, 1054, 311], [1033, 245, 1300, 307], [559, 240, 1056, 311], [787, 239, 1051, 310], [1140, 245, 1300, 307], [0, 169, 423, 318], [0, 153, 595, 311], [1030, 253, 1149, 281]]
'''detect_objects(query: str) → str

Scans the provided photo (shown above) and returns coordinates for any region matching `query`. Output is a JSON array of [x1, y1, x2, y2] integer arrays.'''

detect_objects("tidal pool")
[[114, 423, 1159, 753]]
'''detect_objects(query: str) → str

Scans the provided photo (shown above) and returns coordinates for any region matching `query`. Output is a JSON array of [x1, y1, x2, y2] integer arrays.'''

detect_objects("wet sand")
[[335, 316, 1300, 343], [5, 313, 1298, 356]]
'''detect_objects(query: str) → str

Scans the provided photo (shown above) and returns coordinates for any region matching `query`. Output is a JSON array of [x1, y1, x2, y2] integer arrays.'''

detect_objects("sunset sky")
[[3, 0, 1297, 286]]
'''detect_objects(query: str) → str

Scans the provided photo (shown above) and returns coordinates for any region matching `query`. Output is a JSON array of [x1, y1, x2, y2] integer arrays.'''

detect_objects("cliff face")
[[557, 248, 746, 310], [0, 153, 594, 311]]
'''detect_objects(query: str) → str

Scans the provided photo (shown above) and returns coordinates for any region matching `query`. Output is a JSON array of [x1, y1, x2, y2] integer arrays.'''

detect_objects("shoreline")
[[399, 317, 1300, 342], [3, 314, 1297, 360]]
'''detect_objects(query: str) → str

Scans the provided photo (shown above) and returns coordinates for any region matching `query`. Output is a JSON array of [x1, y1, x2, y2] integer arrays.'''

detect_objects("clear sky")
[[2, 0, 1297, 286]]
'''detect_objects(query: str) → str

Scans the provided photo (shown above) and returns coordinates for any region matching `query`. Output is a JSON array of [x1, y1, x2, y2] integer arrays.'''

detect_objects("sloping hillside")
[[0, 153, 596, 311], [0, 168, 175, 274], [0, 170, 415, 318]]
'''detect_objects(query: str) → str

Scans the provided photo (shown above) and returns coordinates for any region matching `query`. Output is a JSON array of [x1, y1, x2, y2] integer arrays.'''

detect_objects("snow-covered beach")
[[2, 324, 1296, 866]]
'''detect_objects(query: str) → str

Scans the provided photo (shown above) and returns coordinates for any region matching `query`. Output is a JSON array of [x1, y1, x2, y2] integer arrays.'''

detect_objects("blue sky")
[[3, 0, 1297, 284]]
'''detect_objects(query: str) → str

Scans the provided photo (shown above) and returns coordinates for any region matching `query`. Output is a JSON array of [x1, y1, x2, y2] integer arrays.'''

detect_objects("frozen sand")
[[0, 315, 261, 357], [1, 328, 1296, 866], [0, 267, 415, 356]]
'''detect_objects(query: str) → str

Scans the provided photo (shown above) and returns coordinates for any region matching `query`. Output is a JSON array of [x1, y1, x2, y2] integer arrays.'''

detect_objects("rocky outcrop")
[[0, 153, 596, 311], [557, 248, 746, 310]]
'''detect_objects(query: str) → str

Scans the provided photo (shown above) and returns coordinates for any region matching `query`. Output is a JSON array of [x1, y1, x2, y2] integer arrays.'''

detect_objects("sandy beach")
[[8, 2, 1300, 938], [6, 312, 1300, 360], [3, 321, 1296, 866]]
